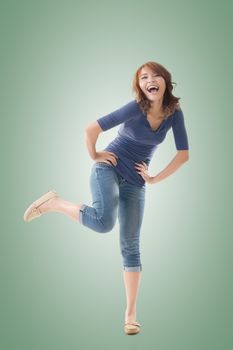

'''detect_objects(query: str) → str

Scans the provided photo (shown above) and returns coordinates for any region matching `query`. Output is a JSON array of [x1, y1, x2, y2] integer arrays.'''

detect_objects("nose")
[[148, 76, 157, 83]]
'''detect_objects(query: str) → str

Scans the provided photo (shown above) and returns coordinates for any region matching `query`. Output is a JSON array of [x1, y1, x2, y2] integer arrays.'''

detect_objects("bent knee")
[[97, 217, 116, 233]]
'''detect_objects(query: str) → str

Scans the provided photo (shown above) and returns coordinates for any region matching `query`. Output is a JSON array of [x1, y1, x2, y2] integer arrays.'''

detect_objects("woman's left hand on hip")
[[134, 161, 155, 185]]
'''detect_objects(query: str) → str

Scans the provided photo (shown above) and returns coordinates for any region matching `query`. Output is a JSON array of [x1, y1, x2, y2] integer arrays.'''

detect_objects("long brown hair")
[[132, 61, 181, 117]]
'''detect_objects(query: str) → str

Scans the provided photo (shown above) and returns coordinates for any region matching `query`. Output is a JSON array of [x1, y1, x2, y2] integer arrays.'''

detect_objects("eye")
[[140, 74, 160, 79]]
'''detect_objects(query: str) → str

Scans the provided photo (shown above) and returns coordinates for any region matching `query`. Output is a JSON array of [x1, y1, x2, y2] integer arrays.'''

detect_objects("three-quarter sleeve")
[[172, 109, 189, 150], [97, 100, 138, 131]]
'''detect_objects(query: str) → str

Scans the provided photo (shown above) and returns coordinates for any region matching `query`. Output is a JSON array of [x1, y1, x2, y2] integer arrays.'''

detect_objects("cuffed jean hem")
[[79, 204, 87, 224], [123, 264, 142, 272]]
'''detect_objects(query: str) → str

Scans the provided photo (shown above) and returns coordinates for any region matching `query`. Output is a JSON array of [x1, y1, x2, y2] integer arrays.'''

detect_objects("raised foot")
[[23, 190, 59, 222], [38, 196, 59, 214]]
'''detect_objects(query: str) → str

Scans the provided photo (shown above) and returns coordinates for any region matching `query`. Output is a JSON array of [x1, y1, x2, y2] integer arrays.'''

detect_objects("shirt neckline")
[[143, 113, 168, 132], [134, 99, 168, 133]]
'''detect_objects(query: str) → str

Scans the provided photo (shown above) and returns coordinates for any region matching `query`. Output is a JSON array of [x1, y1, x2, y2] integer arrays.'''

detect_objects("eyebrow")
[[139, 73, 158, 77]]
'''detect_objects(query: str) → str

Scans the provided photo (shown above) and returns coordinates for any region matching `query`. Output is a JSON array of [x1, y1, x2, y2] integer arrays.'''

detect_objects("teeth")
[[147, 85, 159, 92]]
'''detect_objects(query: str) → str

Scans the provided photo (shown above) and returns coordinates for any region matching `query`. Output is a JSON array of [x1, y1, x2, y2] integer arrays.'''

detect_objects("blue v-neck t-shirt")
[[96, 99, 189, 187]]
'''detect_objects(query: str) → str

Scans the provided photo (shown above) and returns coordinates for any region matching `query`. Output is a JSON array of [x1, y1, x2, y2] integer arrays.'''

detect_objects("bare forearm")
[[152, 153, 188, 184], [84, 122, 118, 165], [85, 128, 99, 160]]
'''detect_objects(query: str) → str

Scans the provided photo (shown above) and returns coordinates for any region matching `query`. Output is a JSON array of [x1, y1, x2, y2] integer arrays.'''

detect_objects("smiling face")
[[138, 66, 166, 104]]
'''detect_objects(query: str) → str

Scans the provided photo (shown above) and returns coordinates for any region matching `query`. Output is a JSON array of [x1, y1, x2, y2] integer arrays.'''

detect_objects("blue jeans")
[[79, 162, 146, 272]]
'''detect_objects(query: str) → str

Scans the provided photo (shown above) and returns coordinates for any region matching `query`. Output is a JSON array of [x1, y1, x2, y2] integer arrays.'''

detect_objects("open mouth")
[[147, 86, 159, 93]]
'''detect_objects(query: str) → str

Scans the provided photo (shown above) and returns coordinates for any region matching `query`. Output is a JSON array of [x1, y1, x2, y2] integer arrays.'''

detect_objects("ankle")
[[125, 309, 136, 322], [125, 316, 137, 323]]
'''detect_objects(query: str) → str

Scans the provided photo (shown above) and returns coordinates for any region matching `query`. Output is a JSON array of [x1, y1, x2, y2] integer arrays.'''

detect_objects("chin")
[[148, 95, 158, 101]]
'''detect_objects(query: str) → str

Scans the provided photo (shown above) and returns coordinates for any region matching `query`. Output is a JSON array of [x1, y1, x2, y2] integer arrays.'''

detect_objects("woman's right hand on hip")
[[94, 151, 118, 166]]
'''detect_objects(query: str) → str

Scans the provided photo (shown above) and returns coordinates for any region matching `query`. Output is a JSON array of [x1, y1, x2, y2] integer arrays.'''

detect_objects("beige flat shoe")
[[23, 190, 59, 222], [124, 321, 141, 335]]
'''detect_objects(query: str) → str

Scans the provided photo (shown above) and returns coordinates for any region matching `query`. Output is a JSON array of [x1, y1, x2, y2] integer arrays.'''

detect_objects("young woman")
[[23, 61, 189, 335]]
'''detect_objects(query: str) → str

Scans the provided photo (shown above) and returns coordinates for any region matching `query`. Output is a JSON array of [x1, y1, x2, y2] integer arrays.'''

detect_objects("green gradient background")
[[1, 0, 232, 349]]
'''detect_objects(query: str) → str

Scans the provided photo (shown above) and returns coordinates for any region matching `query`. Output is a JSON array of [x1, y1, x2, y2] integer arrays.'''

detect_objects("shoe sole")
[[125, 329, 140, 335]]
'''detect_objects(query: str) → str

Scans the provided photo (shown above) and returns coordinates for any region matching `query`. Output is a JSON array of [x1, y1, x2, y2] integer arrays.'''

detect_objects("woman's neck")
[[149, 101, 165, 118]]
